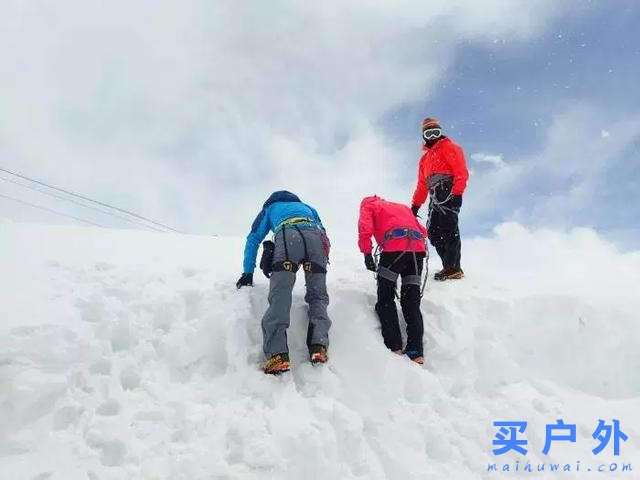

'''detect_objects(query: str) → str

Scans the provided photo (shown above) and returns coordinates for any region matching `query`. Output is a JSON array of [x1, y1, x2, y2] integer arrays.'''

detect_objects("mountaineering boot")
[[263, 352, 290, 374], [433, 267, 448, 281], [404, 350, 425, 365], [434, 267, 464, 281], [309, 344, 328, 364], [444, 267, 464, 280]]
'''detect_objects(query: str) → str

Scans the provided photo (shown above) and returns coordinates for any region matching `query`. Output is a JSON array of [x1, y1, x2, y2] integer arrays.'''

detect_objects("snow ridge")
[[0, 223, 638, 479]]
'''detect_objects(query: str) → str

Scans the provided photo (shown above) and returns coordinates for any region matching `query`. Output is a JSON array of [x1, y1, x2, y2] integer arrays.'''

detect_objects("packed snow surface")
[[1, 222, 639, 479]]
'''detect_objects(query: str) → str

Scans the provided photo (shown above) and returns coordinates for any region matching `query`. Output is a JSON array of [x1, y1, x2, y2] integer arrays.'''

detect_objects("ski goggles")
[[423, 128, 442, 141]]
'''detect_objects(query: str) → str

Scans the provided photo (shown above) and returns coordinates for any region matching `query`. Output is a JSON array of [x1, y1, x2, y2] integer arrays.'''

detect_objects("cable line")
[[0, 175, 167, 232], [0, 192, 108, 228], [0, 166, 182, 233]]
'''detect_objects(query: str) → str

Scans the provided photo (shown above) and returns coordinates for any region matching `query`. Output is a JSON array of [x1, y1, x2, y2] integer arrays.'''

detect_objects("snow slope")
[[1, 222, 639, 479]]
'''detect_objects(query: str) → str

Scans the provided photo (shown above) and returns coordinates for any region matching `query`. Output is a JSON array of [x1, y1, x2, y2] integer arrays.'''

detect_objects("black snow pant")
[[375, 251, 425, 356], [428, 181, 462, 270]]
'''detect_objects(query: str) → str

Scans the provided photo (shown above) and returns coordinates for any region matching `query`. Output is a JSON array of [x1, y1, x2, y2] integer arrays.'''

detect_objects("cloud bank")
[[0, 0, 573, 235], [464, 103, 640, 234]]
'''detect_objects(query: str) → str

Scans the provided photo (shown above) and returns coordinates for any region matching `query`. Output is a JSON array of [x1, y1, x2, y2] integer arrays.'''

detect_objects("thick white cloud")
[[0, 0, 570, 234], [464, 103, 640, 230], [470, 153, 506, 168]]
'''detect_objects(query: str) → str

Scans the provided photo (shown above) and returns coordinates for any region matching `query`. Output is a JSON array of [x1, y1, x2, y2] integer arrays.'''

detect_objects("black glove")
[[236, 273, 253, 289], [411, 205, 420, 216], [447, 195, 462, 211], [364, 254, 376, 272]]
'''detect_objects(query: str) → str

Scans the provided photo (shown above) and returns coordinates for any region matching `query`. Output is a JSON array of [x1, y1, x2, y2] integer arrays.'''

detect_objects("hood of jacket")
[[263, 190, 301, 209], [360, 195, 382, 208], [250, 190, 302, 232]]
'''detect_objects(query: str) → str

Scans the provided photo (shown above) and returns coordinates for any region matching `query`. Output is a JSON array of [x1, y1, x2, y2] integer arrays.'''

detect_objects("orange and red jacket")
[[411, 136, 469, 207], [358, 196, 427, 254]]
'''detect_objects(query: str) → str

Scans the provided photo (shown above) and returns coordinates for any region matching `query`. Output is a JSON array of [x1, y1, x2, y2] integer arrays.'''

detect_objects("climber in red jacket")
[[411, 117, 469, 280], [358, 195, 427, 364]]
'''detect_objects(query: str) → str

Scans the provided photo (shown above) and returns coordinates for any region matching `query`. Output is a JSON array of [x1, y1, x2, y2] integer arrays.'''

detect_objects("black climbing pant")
[[375, 251, 425, 356]]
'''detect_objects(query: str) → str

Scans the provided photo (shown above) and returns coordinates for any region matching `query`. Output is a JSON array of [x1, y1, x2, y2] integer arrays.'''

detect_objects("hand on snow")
[[236, 273, 253, 289], [364, 254, 376, 272]]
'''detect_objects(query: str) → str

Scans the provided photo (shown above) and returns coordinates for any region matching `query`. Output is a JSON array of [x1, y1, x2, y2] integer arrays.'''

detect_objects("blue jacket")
[[242, 191, 325, 274]]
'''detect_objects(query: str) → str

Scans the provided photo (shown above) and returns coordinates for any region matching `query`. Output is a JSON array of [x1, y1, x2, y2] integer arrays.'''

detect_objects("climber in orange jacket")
[[411, 117, 469, 280]]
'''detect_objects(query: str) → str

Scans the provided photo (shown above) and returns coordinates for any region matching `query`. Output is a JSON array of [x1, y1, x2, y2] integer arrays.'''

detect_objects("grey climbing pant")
[[262, 226, 331, 358]]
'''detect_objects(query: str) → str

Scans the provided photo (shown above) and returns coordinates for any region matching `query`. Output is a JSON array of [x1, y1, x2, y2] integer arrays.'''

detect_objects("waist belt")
[[383, 228, 424, 242], [275, 216, 314, 231]]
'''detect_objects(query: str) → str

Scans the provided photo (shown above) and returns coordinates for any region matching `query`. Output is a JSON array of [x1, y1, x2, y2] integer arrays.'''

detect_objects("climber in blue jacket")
[[236, 191, 331, 374]]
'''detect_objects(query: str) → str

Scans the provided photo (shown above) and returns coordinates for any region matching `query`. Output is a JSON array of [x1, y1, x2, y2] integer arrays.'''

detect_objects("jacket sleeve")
[[242, 209, 270, 274], [450, 145, 469, 195], [308, 206, 326, 233], [411, 157, 428, 207], [357, 201, 375, 254]]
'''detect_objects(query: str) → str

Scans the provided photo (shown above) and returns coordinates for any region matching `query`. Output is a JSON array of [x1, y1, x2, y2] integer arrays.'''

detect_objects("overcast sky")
[[1, 1, 638, 248]]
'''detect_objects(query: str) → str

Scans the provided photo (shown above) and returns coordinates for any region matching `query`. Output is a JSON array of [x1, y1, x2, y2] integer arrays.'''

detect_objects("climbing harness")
[[383, 228, 424, 243], [274, 216, 314, 232], [373, 227, 429, 298], [271, 223, 327, 274], [425, 177, 458, 231]]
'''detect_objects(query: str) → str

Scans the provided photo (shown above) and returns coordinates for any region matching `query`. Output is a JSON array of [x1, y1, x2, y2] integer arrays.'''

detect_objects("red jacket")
[[412, 136, 469, 207], [358, 196, 427, 254]]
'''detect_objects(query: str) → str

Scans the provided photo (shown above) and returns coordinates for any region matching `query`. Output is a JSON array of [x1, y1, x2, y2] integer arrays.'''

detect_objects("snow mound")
[[1, 222, 638, 479]]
